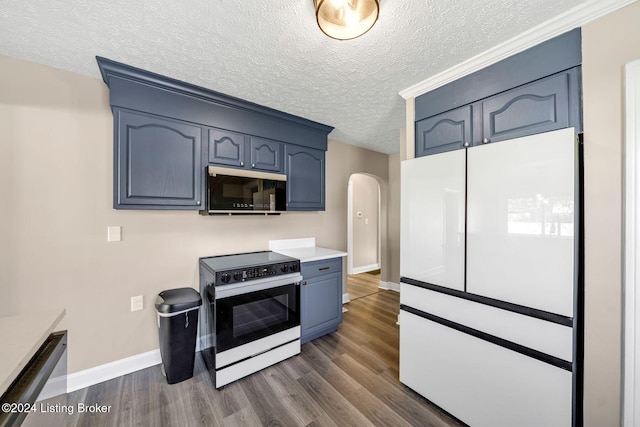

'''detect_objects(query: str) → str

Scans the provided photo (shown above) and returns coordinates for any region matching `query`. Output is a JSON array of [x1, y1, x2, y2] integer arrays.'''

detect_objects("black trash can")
[[155, 287, 202, 384]]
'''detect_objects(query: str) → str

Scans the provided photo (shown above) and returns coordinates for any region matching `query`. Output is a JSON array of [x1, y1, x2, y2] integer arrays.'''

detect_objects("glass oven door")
[[215, 280, 300, 353], [208, 173, 286, 212]]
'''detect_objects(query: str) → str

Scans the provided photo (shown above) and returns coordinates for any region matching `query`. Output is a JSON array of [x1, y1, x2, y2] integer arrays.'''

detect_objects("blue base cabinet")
[[114, 109, 203, 209], [300, 258, 343, 344]]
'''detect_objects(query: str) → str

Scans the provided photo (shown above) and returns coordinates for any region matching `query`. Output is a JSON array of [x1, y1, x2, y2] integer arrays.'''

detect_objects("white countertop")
[[274, 246, 347, 263], [269, 237, 346, 263], [0, 309, 66, 393]]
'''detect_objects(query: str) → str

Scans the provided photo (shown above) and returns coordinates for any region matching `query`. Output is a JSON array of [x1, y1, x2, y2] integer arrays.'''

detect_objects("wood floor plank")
[[342, 385, 413, 427], [299, 342, 365, 398], [347, 272, 381, 301], [297, 370, 374, 427], [304, 412, 339, 427], [222, 405, 262, 427], [112, 369, 143, 427], [261, 363, 325, 425], [239, 369, 301, 426], [278, 351, 314, 380]]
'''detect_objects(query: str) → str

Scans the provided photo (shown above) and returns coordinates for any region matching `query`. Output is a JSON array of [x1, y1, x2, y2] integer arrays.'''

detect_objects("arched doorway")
[[347, 173, 382, 301]]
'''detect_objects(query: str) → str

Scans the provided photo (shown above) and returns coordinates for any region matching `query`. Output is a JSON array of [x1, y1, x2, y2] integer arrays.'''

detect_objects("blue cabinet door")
[[415, 105, 474, 156], [300, 258, 343, 344], [480, 69, 577, 144], [285, 145, 325, 211], [208, 129, 247, 168], [115, 109, 203, 209], [249, 137, 283, 173]]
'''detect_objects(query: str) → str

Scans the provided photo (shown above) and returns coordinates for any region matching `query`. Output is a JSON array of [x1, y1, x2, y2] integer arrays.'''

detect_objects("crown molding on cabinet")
[[399, 0, 637, 100]]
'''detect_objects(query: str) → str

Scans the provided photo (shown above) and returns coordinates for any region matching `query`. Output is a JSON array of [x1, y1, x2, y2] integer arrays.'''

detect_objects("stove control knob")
[[220, 273, 231, 283], [281, 265, 288, 273], [289, 264, 298, 272], [233, 271, 243, 281]]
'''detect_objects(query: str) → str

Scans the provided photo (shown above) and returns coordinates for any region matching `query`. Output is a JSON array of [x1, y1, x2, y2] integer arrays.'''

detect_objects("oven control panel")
[[215, 261, 300, 285]]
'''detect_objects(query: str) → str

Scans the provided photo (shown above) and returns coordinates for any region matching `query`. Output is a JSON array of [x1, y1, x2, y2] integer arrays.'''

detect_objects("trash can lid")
[[155, 287, 202, 314]]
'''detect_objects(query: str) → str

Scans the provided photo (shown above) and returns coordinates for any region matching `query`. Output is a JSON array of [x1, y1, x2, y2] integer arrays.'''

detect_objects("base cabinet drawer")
[[399, 310, 572, 427]]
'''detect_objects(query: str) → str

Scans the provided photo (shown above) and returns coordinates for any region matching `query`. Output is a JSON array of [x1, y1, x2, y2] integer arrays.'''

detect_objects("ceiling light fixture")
[[314, 0, 379, 41]]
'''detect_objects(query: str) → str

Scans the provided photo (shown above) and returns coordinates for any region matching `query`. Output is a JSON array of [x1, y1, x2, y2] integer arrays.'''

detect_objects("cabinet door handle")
[[196, 200, 201, 206], [318, 267, 330, 271], [302, 281, 307, 286], [482, 137, 490, 144], [463, 141, 470, 147], [240, 161, 245, 166], [251, 163, 256, 168]]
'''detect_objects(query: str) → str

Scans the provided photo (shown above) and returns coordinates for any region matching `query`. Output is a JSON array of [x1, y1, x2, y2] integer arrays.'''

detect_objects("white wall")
[[0, 54, 391, 374], [350, 174, 379, 270], [388, 151, 401, 284], [581, 2, 640, 425]]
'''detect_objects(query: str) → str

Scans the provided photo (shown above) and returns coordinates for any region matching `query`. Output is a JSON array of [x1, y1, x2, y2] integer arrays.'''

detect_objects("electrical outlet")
[[131, 295, 143, 312]]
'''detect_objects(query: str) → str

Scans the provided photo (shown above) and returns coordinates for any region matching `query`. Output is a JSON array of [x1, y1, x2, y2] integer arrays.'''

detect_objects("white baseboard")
[[342, 293, 351, 304], [67, 349, 162, 393], [379, 281, 401, 292], [351, 264, 380, 275]]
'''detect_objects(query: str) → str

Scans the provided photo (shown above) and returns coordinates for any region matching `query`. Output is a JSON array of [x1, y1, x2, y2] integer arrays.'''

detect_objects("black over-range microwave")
[[202, 166, 287, 215]]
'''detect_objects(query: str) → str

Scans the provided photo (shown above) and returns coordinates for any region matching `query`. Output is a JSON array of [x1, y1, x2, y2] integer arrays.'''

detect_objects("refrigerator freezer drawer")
[[400, 282, 573, 361], [399, 310, 572, 427]]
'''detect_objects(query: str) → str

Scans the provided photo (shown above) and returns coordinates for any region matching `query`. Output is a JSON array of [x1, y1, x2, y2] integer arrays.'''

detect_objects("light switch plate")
[[107, 226, 121, 242], [131, 295, 143, 312]]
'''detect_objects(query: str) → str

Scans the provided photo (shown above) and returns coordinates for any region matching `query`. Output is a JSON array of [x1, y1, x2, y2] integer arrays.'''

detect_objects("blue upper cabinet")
[[250, 137, 283, 173], [286, 145, 325, 211], [480, 69, 575, 144], [414, 29, 582, 157], [115, 109, 203, 209], [208, 129, 247, 168], [208, 130, 284, 173], [97, 56, 333, 211], [416, 105, 474, 156]]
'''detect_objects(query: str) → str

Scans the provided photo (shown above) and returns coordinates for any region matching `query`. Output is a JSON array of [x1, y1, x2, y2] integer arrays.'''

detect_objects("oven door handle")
[[215, 273, 303, 299]]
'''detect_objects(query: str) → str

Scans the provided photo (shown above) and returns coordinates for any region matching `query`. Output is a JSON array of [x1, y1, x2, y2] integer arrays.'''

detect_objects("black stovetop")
[[200, 250, 298, 273]]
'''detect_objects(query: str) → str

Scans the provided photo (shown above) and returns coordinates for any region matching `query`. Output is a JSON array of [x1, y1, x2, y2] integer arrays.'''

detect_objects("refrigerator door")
[[466, 127, 576, 316], [401, 150, 466, 291]]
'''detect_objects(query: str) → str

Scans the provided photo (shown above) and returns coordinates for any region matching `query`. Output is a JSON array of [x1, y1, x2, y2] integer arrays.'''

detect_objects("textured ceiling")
[[0, 0, 589, 154]]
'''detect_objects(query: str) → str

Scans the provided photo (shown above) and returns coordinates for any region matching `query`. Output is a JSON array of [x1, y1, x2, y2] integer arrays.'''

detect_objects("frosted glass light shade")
[[314, 0, 379, 40]]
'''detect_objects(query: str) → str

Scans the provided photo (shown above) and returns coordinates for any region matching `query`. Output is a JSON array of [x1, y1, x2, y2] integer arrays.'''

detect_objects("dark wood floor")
[[346, 270, 381, 301], [57, 291, 461, 427]]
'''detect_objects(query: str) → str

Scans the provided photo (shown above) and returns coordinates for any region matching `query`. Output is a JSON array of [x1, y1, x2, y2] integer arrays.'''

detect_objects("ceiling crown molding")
[[399, 0, 637, 100]]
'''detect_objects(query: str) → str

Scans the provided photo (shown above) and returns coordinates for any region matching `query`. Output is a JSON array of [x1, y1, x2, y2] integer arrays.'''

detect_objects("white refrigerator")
[[399, 128, 580, 427]]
